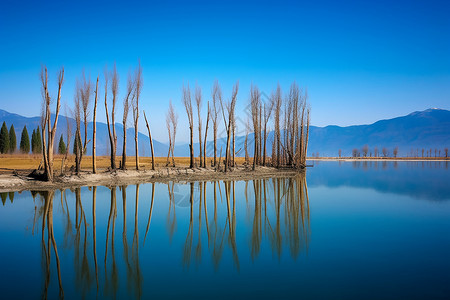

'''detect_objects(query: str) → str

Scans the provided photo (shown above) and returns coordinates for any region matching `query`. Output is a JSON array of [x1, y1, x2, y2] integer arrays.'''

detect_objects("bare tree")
[[362, 145, 369, 157], [393, 146, 399, 158], [92, 76, 99, 173], [170, 103, 178, 167], [203, 101, 210, 168], [382, 147, 388, 157], [219, 81, 239, 172], [338, 149, 342, 158], [61, 105, 72, 175], [122, 73, 135, 170], [302, 106, 310, 165], [105, 65, 118, 170], [166, 101, 177, 167], [195, 86, 203, 167], [262, 95, 274, 166], [445, 148, 448, 158], [182, 84, 194, 168], [374, 147, 378, 158], [232, 99, 238, 167], [273, 84, 282, 168], [143, 111, 155, 170], [72, 72, 92, 175], [165, 107, 172, 166], [211, 81, 221, 166], [40, 66, 64, 181], [245, 119, 250, 165], [132, 61, 142, 170], [250, 85, 261, 170], [81, 72, 92, 158], [73, 78, 83, 174]]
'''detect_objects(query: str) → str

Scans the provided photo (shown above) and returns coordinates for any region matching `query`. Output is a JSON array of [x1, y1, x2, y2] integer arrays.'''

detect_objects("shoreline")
[[309, 157, 450, 162], [0, 166, 305, 193]]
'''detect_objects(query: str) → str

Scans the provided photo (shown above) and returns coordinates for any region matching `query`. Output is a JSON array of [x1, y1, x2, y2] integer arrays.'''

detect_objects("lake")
[[0, 161, 449, 299]]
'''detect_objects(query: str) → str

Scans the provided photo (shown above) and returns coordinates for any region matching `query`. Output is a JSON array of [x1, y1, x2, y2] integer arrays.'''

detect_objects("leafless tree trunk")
[[40, 66, 64, 181], [182, 84, 194, 168], [250, 85, 261, 170], [195, 86, 203, 167], [166, 101, 177, 167], [219, 81, 239, 172], [132, 61, 142, 170], [81, 72, 92, 160], [165, 110, 172, 166], [143, 111, 155, 170], [211, 81, 221, 167], [303, 106, 310, 164], [105, 65, 118, 170], [262, 96, 274, 166], [92, 76, 99, 173], [232, 106, 236, 167], [245, 119, 250, 165], [170, 103, 178, 167], [273, 85, 282, 168], [61, 105, 72, 175], [259, 102, 262, 165], [203, 101, 210, 168], [73, 80, 82, 174], [122, 74, 135, 170]]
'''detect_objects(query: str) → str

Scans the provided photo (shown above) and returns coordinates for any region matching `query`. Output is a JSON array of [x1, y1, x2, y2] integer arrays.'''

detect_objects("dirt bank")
[[0, 166, 304, 192]]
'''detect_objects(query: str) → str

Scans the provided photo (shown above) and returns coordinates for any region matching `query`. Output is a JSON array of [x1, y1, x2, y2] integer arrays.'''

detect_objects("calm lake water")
[[1, 161, 449, 299]]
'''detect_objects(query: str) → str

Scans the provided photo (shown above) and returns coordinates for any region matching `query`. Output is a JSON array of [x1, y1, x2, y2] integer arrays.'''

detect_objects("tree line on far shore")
[[334, 145, 449, 158]]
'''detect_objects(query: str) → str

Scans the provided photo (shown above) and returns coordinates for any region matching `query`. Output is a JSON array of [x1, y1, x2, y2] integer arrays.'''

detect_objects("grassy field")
[[0, 154, 247, 174], [2, 154, 447, 175]]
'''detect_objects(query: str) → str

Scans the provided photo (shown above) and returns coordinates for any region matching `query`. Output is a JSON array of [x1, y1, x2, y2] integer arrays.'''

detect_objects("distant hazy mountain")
[[1, 108, 449, 157], [0, 109, 168, 157], [307, 108, 450, 156]]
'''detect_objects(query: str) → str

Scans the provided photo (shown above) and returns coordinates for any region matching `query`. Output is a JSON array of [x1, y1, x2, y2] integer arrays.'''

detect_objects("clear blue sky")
[[0, 0, 449, 142]]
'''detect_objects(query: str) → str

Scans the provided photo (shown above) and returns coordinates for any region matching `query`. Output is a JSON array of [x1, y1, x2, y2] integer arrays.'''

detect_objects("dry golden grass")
[[0, 154, 247, 174]]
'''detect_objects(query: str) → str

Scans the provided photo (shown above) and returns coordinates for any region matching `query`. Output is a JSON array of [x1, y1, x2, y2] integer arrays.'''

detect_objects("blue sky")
[[0, 0, 449, 142]]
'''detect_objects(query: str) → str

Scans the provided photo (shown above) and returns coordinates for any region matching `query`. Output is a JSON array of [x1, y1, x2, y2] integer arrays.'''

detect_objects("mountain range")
[[1, 108, 449, 157]]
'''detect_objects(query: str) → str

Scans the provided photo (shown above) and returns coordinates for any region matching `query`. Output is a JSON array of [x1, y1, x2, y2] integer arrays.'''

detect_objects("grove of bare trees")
[[34, 62, 314, 181]]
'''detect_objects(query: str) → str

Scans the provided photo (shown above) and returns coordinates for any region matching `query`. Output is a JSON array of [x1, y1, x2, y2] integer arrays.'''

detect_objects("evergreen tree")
[[9, 124, 16, 153], [58, 134, 66, 154], [35, 126, 42, 154], [20, 126, 30, 153], [0, 121, 9, 154], [73, 134, 82, 155], [31, 129, 36, 153]]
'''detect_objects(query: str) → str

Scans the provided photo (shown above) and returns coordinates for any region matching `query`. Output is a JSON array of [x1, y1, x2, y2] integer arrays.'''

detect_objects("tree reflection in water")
[[30, 174, 309, 298], [38, 190, 64, 299]]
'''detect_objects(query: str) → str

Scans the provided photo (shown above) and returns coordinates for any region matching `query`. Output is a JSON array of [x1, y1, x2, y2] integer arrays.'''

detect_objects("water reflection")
[[20, 175, 309, 299], [311, 160, 450, 201], [38, 190, 64, 299]]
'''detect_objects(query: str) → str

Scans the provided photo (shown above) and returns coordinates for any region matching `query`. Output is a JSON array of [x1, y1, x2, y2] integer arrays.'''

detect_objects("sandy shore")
[[0, 166, 304, 192]]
